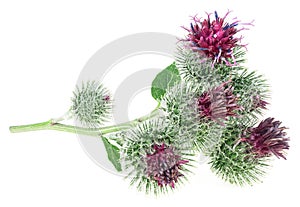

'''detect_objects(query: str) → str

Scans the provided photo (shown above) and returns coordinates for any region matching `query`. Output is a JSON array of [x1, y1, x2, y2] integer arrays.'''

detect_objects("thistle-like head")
[[242, 118, 290, 159], [182, 10, 253, 66], [145, 143, 189, 188], [71, 81, 112, 127], [198, 80, 241, 125], [122, 119, 193, 194]]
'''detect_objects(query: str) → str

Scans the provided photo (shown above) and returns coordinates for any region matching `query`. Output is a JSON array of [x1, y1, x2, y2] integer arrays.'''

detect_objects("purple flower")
[[145, 143, 188, 188], [182, 10, 253, 66], [198, 81, 241, 125], [242, 118, 290, 159]]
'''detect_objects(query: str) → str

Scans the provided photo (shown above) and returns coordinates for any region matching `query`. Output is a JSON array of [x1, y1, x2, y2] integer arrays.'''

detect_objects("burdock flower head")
[[198, 80, 241, 124], [145, 143, 188, 188], [242, 118, 290, 159], [122, 120, 193, 194], [182, 10, 253, 66], [71, 81, 112, 127]]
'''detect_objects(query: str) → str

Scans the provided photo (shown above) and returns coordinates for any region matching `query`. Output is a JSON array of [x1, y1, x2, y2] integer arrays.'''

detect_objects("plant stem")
[[9, 104, 160, 137]]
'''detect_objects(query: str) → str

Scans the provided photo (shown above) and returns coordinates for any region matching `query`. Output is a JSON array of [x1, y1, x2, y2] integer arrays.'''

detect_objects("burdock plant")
[[9, 10, 290, 193]]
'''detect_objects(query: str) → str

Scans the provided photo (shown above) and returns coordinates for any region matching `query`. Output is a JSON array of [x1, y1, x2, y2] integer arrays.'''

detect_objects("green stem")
[[9, 104, 160, 137]]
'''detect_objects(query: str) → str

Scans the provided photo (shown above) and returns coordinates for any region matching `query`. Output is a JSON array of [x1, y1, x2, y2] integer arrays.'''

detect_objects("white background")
[[1, 0, 299, 206]]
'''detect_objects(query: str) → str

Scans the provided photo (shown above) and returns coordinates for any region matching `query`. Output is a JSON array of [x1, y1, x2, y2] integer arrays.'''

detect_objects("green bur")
[[209, 120, 269, 185]]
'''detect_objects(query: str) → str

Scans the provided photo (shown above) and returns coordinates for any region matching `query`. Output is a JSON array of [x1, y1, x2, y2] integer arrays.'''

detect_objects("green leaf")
[[151, 62, 181, 101], [102, 137, 122, 172]]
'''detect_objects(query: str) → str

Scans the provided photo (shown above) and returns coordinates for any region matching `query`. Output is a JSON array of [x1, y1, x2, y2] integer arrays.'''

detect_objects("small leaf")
[[102, 137, 122, 172], [151, 62, 181, 101]]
